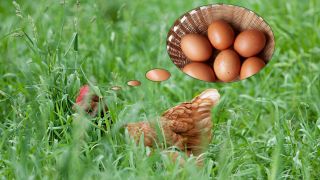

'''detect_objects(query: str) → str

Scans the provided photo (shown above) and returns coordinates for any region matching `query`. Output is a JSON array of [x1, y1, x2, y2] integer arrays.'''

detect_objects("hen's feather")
[[126, 89, 220, 155]]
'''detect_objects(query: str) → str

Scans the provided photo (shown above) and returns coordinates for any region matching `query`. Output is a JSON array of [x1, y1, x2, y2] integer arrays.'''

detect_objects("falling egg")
[[127, 80, 141, 86], [146, 68, 171, 82], [213, 49, 241, 82], [182, 62, 216, 82], [180, 34, 213, 62], [234, 29, 266, 57], [207, 20, 235, 50], [240, 57, 265, 79], [111, 86, 122, 91]]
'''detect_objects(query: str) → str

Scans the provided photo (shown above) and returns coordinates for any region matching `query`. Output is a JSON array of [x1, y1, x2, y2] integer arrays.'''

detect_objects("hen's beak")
[[195, 89, 220, 105]]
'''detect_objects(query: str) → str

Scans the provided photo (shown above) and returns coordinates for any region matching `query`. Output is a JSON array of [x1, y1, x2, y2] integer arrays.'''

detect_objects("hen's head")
[[75, 85, 90, 104], [191, 89, 220, 106], [73, 85, 107, 117]]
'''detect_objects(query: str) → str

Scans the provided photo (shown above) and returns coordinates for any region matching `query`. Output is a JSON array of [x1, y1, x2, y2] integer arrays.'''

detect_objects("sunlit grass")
[[0, 0, 319, 179]]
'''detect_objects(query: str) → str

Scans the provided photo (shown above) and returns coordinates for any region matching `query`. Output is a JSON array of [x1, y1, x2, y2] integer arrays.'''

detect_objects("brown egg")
[[207, 20, 235, 50], [213, 49, 241, 82], [182, 62, 216, 82], [240, 57, 265, 79], [127, 80, 141, 86], [234, 29, 266, 57], [180, 34, 212, 62], [146, 68, 171, 82]]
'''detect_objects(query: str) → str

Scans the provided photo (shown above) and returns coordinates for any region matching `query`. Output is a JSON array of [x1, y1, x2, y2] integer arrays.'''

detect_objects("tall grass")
[[0, 0, 319, 179]]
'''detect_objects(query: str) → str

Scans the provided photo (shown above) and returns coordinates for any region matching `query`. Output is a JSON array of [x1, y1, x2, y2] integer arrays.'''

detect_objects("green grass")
[[1, 0, 320, 179]]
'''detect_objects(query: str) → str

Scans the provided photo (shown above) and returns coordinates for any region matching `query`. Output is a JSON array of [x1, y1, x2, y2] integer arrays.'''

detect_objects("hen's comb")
[[76, 85, 90, 103]]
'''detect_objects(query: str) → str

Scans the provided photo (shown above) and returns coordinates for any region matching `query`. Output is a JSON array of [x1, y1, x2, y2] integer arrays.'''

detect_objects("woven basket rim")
[[166, 3, 275, 70], [167, 3, 275, 43]]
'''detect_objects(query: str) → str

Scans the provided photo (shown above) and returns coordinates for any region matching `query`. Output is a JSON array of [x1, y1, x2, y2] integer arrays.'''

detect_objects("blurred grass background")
[[0, 0, 319, 179]]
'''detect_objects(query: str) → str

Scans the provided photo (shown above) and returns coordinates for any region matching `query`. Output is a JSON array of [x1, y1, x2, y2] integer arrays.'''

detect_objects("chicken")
[[126, 89, 220, 155], [161, 150, 205, 166], [73, 85, 220, 155], [73, 85, 108, 117]]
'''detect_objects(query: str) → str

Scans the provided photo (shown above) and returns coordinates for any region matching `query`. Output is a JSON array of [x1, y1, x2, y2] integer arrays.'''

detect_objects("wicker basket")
[[166, 4, 275, 69]]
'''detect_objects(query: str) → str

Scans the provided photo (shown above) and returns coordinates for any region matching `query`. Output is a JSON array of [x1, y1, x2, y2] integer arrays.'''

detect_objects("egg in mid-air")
[[127, 80, 141, 86], [146, 68, 171, 82]]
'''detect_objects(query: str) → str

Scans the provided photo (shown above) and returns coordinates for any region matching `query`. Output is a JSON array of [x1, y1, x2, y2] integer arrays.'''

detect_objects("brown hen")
[[126, 89, 220, 155]]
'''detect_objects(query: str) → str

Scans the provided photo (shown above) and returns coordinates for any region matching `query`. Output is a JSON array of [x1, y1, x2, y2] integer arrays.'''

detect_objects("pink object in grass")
[[74, 84, 108, 117], [76, 85, 90, 104]]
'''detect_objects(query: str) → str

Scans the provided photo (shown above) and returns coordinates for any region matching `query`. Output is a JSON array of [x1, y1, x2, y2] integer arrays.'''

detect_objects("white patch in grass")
[[110, 31, 115, 42], [146, 146, 151, 156], [94, 155, 104, 163], [267, 136, 277, 147], [293, 150, 302, 168]]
